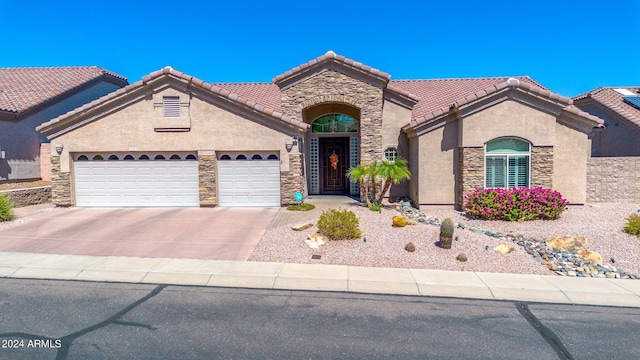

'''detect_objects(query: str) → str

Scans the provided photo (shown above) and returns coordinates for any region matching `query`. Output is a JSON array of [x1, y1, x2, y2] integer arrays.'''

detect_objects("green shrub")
[[369, 204, 381, 212], [286, 203, 316, 211], [317, 208, 361, 240], [0, 193, 15, 222], [624, 214, 640, 236]]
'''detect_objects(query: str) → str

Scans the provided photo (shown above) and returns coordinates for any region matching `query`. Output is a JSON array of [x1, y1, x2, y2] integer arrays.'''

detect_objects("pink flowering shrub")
[[463, 187, 568, 221]]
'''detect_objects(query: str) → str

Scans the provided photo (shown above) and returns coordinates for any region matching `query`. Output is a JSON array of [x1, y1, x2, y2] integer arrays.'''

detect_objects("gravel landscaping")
[[249, 202, 640, 277]]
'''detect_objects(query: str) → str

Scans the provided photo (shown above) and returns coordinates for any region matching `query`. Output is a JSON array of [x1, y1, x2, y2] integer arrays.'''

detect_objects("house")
[[0, 67, 128, 181], [573, 87, 640, 156], [37, 51, 604, 208]]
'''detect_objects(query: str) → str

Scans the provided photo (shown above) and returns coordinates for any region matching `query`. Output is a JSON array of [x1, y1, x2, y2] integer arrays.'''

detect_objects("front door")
[[319, 137, 349, 194]]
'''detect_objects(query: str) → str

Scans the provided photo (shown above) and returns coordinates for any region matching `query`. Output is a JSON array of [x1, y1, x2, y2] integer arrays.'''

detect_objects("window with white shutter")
[[485, 138, 530, 189], [163, 96, 180, 117]]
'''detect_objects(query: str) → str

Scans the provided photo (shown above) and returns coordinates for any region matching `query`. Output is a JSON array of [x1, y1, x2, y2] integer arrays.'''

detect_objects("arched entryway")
[[305, 103, 360, 196]]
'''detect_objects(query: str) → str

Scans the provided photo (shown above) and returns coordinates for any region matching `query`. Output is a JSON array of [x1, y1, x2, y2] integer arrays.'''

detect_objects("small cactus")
[[439, 218, 454, 249], [456, 253, 468, 262], [405, 242, 416, 252]]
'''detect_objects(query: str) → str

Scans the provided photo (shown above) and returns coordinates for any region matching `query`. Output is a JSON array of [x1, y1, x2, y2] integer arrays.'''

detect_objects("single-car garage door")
[[218, 153, 281, 207], [74, 153, 199, 207]]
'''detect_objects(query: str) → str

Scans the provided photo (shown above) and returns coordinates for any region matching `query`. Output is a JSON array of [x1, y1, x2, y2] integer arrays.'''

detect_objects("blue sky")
[[2, 0, 639, 97]]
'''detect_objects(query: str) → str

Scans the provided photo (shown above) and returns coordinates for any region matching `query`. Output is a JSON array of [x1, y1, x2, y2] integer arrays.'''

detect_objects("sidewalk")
[[1, 251, 639, 308]]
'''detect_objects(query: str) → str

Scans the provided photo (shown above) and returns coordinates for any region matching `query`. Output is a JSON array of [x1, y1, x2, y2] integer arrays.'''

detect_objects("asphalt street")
[[1, 278, 639, 359]]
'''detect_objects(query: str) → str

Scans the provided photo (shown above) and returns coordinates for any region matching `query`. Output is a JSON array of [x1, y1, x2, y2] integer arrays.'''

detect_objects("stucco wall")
[[416, 98, 592, 207], [578, 103, 640, 156], [460, 100, 556, 147], [553, 122, 589, 204], [418, 120, 458, 205], [52, 89, 295, 174], [587, 157, 640, 202], [382, 100, 412, 198], [0, 81, 122, 181]]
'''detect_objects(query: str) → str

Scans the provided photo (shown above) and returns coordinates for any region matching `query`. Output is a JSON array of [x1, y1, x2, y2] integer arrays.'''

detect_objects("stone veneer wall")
[[587, 157, 640, 202], [281, 153, 304, 206], [280, 70, 384, 164], [458, 146, 554, 205], [198, 155, 217, 207], [1, 187, 51, 207], [50, 155, 71, 206], [530, 146, 553, 188], [458, 147, 484, 205]]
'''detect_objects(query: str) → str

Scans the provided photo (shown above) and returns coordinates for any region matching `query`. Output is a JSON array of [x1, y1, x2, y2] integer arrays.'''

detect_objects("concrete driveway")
[[0, 207, 278, 260]]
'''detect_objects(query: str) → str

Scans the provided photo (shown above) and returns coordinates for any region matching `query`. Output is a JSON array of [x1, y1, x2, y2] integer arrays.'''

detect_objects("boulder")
[[291, 222, 314, 231], [578, 249, 603, 265], [304, 233, 326, 249], [494, 244, 516, 254], [392, 216, 408, 227], [545, 236, 587, 252]]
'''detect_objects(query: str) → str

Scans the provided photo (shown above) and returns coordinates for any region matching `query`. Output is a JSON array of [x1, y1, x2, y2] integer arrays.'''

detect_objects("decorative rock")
[[404, 242, 416, 252], [291, 222, 314, 231], [494, 244, 516, 254], [567, 271, 577, 277], [578, 249, 603, 265], [392, 216, 408, 227], [393, 197, 639, 279], [545, 235, 588, 252], [304, 233, 326, 249], [456, 253, 468, 262]]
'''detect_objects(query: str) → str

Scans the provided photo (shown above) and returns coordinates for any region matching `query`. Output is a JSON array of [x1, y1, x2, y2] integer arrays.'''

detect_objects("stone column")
[[281, 153, 304, 206], [530, 146, 553, 188], [198, 154, 217, 207], [459, 147, 484, 205], [50, 155, 72, 207]]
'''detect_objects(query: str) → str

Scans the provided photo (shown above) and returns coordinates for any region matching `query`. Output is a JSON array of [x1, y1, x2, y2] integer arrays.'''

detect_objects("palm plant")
[[346, 164, 372, 206], [347, 157, 411, 206], [375, 157, 411, 204]]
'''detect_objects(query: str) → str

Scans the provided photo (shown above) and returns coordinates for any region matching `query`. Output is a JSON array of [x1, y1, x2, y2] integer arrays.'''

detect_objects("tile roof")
[[573, 87, 640, 130], [0, 66, 127, 118], [38, 67, 308, 134], [273, 50, 391, 85]]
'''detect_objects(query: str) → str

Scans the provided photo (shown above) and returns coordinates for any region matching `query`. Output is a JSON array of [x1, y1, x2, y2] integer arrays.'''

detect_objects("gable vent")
[[163, 96, 180, 117]]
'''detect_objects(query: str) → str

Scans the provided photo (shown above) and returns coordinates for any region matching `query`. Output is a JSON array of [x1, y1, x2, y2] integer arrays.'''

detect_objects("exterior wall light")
[[285, 142, 294, 152], [55, 143, 63, 155]]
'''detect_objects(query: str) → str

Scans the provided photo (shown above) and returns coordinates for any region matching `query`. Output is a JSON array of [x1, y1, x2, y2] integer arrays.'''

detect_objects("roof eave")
[[272, 51, 391, 90]]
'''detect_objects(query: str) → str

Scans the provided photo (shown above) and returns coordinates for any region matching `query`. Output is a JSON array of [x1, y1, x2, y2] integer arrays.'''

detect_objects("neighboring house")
[[0, 67, 128, 181], [573, 87, 640, 156], [37, 51, 603, 209]]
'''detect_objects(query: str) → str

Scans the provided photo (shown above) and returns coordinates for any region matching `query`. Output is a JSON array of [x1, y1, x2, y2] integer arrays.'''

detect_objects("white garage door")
[[74, 155, 199, 207], [218, 155, 281, 207]]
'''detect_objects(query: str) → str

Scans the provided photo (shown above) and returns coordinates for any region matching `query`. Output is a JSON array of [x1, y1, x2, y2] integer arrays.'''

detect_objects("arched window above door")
[[311, 114, 358, 133]]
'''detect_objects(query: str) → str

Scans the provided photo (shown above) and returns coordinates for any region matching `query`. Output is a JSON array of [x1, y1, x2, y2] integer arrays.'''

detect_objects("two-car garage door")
[[73, 152, 281, 207], [74, 154, 199, 207]]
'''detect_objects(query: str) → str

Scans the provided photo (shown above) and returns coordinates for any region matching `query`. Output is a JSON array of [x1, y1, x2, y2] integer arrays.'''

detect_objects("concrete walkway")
[[1, 251, 639, 307]]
